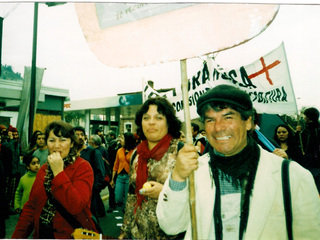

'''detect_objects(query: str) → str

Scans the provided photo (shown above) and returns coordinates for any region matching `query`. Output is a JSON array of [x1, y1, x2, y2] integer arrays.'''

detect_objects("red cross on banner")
[[248, 57, 281, 85]]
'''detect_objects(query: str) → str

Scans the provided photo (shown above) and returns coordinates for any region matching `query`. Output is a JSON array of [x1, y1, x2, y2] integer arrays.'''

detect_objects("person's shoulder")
[[33, 148, 40, 154]]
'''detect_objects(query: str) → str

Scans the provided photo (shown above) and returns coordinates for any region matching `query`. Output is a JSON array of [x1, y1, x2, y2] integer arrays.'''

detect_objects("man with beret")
[[157, 84, 320, 239]]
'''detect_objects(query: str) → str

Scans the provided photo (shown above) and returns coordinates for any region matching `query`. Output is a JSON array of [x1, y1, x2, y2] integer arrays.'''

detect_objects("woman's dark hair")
[[23, 154, 36, 166], [135, 97, 182, 140], [27, 130, 42, 152], [304, 107, 319, 123], [123, 132, 136, 150], [45, 120, 81, 157], [273, 124, 295, 146]]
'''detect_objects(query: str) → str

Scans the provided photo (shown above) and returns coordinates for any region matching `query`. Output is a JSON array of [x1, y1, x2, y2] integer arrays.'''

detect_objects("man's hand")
[[296, 125, 302, 132], [172, 145, 199, 182], [273, 148, 289, 159]]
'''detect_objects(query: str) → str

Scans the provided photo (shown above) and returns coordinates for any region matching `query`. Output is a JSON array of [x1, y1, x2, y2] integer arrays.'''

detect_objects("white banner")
[[143, 42, 297, 121]]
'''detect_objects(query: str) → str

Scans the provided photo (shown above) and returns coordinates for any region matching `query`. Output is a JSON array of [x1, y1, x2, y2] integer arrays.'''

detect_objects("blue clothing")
[[115, 173, 129, 211], [97, 145, 109, 161], [80, 146, 105, 191], [33, 148, 49, 166]]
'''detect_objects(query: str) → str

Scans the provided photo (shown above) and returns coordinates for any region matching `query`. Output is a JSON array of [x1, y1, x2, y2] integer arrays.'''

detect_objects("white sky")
[[1, 1, 320, 113]]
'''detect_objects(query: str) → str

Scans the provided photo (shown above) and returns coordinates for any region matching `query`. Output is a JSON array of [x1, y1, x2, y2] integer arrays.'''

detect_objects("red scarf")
[[134, 133, 173, 213]]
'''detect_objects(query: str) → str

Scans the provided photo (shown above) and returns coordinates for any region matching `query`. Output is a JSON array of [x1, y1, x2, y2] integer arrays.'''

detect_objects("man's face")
[[36, 134, 46, 147], [12, 131, 19, 141], [75, 130, 86, 145], [204, 108, 252, 156], [88, 136, 95, 147]]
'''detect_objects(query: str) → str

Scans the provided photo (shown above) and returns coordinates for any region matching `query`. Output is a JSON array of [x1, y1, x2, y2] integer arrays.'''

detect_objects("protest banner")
[[143, 42, 298, 121]]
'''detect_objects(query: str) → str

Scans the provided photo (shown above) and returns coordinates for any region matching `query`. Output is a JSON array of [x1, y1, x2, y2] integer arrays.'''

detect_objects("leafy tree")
[[1, 64, 23, 80], [64, 112, 85, 126]]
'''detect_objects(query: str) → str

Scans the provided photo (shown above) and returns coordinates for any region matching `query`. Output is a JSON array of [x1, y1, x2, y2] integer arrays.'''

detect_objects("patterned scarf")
[[134, 133, 172, 213], [208, 137, 260, 240], [39, 154, 76, 229]]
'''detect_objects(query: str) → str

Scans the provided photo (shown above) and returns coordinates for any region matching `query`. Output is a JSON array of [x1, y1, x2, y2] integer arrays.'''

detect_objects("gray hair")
[[90, 134, 102, 146]]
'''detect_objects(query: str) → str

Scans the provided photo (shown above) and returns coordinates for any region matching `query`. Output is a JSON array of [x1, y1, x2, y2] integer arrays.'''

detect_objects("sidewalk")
[[4, 188, 123, 239]]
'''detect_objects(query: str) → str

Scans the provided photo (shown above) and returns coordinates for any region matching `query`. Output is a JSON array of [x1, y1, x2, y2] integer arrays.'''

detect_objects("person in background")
[[200, 129, 206, 137], [1, 126, 21, 215], [110, 132, 136, 212], [0, 142, 6, 238], [191, 123, 206, 155], [25, 130, 42, 154], [0, 125, 8, 147], [296, 107, 320, 192], [14, 155, 40, 214], [273, 124, 303, 162], [119, 97, 183, 240], [105, 130, 120, 213], [95, 128, 106, 147], [89, 134, 109, 161], [11, 120, 97, 239], [74, 126, 105, 221], [89, 134, 110, 217], [157, 84, 320, 239], [179, 131, 186, 143], [32, 132, 49, 166], [7, 126, 14, 140]]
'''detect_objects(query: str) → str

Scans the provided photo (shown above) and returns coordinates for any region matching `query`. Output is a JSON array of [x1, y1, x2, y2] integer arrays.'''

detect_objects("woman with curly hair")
[[119, 97, 184, 239]]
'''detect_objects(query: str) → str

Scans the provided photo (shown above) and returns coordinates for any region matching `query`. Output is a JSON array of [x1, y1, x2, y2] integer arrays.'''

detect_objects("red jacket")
[[12, 156, 97, 239]]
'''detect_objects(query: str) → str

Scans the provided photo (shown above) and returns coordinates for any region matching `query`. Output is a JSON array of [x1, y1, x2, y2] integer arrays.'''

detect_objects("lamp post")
[[28, 2, 38, 142], [28, 2, 66, 142]]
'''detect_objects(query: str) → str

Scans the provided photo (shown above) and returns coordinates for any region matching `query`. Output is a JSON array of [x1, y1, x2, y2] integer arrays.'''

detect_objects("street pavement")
[[4, 188, 123, 239]]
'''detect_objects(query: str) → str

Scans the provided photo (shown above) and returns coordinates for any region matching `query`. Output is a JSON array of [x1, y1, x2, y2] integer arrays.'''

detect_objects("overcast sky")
[[1, 1, 320, 114]]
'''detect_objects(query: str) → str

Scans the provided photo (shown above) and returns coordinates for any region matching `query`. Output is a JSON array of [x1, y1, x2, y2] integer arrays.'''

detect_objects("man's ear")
[[246, 116, 253, 131]]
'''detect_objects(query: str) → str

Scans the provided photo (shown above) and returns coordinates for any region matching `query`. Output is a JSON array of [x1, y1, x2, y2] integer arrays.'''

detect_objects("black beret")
[[196, 84, 252, 115]]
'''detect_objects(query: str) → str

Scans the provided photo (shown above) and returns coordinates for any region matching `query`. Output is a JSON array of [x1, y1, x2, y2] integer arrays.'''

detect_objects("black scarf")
[[38, 154, 76, 238], [209, 137, 260, 240]]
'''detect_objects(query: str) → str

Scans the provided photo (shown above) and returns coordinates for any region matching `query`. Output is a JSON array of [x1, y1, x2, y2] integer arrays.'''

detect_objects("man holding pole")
[[157, 84, 320, 239]]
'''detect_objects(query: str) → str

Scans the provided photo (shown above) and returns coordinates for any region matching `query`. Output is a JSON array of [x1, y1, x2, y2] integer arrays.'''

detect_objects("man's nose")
[[214, 119, 226, 132]]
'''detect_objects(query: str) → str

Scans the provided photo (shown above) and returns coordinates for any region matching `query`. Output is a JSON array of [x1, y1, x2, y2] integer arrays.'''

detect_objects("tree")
[[1, 64, 23, 80]]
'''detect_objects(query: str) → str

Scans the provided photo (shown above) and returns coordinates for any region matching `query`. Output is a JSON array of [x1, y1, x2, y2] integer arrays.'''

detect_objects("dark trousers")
[[91, 190, 101, 220], [107, 182, 116, 209], [5, 173, 20, 209]]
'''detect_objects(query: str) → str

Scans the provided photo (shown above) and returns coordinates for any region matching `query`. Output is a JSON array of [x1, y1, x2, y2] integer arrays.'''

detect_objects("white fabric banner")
[[143, 43, 297, 121]]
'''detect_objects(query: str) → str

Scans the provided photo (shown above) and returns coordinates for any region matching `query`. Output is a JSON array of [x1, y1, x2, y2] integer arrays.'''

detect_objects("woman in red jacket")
[[12, 121, 97, 239]]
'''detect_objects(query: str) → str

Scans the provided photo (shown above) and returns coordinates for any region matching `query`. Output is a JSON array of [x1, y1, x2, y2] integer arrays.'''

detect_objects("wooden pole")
[[180, 59, 198, 240]]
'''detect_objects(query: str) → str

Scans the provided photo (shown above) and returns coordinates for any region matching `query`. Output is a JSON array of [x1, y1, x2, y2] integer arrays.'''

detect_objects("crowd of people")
[[0, 84, 320, 239]]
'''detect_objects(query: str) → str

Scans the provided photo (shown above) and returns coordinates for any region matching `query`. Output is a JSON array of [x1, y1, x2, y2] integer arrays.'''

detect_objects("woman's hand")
[[110, 180, 115, 188], [139, 181, 163, 199], [48, 152, 64, 176]]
